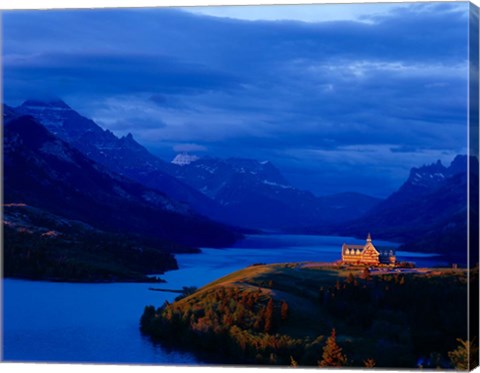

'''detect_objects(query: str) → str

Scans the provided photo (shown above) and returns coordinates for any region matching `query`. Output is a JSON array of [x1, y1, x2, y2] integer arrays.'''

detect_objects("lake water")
[[2, 234, 445, 364]]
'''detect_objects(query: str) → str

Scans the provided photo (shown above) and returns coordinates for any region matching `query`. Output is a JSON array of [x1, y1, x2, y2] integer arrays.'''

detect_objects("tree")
[[346, 273, 355, 284], [362, 267, 371, 280], [363, 358, 376, 368], [448, 338, 479, 370], [140, 305, 156, 332], [319, 328, 347, 367], [264, 298, 274, 333], [281, 300, 289, 321], [290, 355, 298, 367]]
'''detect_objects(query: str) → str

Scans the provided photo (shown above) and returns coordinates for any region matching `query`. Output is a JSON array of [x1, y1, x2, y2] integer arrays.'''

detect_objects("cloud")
[[181, 3, 407, 24], [104, 117, 167, 133], [3, 51, 242, 101], [1, 3, 470, 196], [149, 94, 168, 106], [173, 143, 208, 153]]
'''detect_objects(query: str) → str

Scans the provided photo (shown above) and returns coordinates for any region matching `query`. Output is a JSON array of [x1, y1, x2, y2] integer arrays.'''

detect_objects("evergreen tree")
[[264, 298, 274, 333], [346, 273, 355, 284], [448, 338, 479, 370], [318, 328, 347, 367], [281, 300, 289, 321], [362, 267, 371, 280], [290, 355, 298, 367], [139, 305, 155, 331]]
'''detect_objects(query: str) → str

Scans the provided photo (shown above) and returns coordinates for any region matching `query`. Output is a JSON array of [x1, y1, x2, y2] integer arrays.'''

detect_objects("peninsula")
[[140, 261, 475, 369]]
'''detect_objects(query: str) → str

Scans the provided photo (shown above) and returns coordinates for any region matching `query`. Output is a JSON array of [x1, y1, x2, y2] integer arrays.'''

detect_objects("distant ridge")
[[171, 156, 381, 230], [312, 155, 478, 263]]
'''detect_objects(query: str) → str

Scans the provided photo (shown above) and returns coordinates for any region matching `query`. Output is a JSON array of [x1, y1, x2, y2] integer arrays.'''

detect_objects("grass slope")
[[141, 263, 475, 368]]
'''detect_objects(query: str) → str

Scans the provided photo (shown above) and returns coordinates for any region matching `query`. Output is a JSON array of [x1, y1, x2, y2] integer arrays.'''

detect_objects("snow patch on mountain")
[[172, 153, 200, 166], [262, 180, 294, 189]]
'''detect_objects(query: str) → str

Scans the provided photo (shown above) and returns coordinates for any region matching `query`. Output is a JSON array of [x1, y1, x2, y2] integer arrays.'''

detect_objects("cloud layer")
[[2, 3, 470, 196]]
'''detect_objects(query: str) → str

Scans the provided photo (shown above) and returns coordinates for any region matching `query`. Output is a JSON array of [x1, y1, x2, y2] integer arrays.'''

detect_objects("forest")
[[2, 202, 206, 282]]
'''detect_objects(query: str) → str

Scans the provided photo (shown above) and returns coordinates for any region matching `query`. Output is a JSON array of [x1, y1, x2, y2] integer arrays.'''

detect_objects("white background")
[[0, 0, 479, 373], [0, 0, 479, 10]]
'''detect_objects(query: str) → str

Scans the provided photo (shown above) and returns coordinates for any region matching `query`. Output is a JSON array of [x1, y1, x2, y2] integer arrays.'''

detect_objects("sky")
[[1, 2, 471, 197]]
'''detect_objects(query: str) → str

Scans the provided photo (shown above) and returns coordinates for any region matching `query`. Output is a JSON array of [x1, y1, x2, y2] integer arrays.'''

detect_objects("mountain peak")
[[121, 132, 136, 142], [412, 159, 446, 174], [172, 153, 200, 166], [448, 154, 479, 176], [448, 155, 467, 174], [405, 159, 448, 189]]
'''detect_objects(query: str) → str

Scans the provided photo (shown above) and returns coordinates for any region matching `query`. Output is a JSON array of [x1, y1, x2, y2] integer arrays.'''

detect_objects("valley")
[[5, 101, 475, 253], [2, 99, 476, 284]]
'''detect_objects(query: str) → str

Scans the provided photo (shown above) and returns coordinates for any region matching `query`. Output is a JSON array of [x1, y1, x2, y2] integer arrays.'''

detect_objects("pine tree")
[[281, 300, 289, 321], [448, 338, 479, 370], [318, 328, 347, 367], [290, 355, 298, 368], [362, 267, 371, 280], [364, 358, 376, 368], [346, 273, 355, 284], [264, 298, 274, 333]]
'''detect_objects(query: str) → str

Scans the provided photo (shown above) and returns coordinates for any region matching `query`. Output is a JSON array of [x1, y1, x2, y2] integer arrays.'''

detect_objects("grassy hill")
[[140, 263, 476, 369]]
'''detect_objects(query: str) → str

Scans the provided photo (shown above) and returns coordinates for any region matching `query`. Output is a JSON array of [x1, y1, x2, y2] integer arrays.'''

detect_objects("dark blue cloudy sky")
[[2, 2, 471, 197]]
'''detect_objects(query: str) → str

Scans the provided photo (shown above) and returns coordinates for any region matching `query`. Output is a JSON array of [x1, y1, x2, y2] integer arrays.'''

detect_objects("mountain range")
[[11, 100, 382, 231], [3, 114, 240, 249], [3, 99, 477, 269], [15, 100, 220, 217]]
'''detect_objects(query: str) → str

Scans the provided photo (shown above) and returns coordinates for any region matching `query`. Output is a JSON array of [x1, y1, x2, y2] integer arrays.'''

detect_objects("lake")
[[2, 234, 445, 364]]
